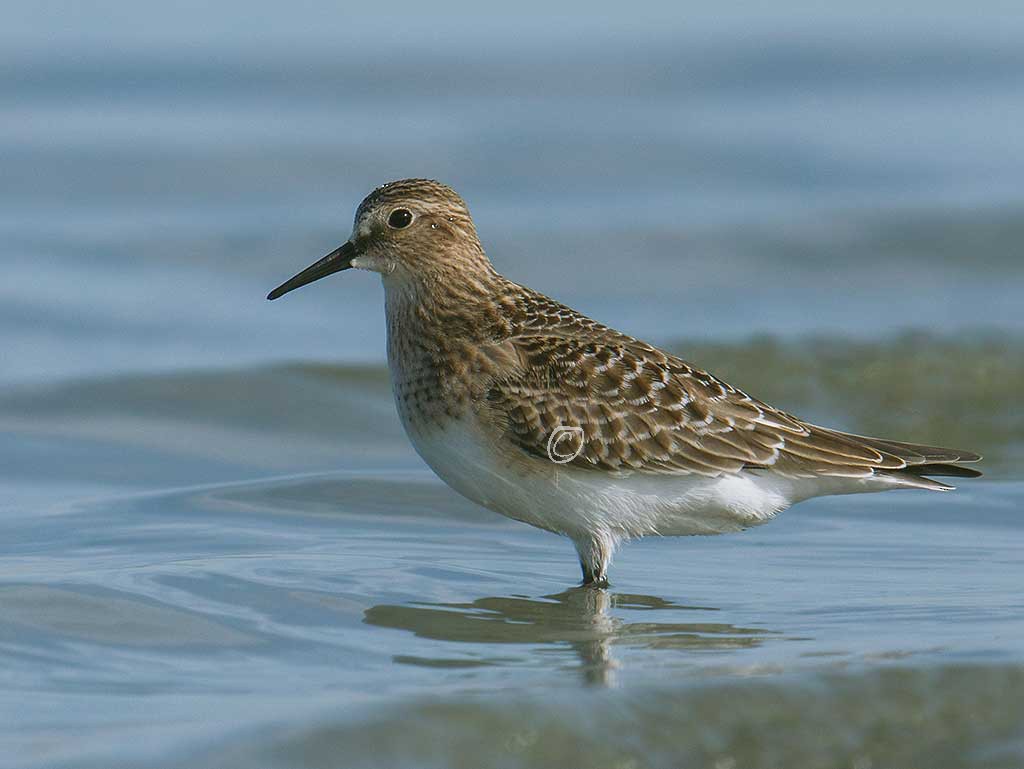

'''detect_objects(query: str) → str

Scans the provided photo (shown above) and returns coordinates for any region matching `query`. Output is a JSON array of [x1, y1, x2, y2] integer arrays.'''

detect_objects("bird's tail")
[[837, 432, 983, 491]]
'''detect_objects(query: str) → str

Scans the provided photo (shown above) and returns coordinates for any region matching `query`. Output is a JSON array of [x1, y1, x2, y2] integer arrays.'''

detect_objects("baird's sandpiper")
[[268, 179, 982, 586]]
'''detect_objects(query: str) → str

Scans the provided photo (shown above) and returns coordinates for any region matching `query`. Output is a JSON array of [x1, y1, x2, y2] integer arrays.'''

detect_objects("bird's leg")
[[574, 535, 612, 588]]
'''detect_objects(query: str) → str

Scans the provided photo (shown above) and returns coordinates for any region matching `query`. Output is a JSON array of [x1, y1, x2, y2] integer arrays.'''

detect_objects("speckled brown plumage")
[[375, 208, 981, 488], [487, 284, 978, 487]]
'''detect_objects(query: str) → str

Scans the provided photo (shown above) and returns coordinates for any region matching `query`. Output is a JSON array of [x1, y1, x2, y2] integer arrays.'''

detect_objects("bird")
[[267, 178, 982, 587]]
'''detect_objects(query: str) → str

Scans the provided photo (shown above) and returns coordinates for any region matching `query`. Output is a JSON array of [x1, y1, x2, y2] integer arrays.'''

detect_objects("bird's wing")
[[483, 334, 979, 483]]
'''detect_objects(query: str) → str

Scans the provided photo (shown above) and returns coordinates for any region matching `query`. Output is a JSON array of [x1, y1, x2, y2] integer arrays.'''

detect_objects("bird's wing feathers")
[[483, 332, 979, 482]]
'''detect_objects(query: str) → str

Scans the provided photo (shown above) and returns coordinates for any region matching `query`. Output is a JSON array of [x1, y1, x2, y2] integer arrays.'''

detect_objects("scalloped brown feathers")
[[480, 287, 981, 490]]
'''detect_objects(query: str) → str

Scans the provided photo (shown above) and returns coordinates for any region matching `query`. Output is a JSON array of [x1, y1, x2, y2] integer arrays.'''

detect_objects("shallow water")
[[4, 3, 1024, 767], [2, 360, 1023, 767], [3, 469, 1023, 768]]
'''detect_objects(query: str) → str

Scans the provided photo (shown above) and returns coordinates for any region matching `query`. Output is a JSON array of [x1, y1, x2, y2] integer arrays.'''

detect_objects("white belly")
[[399, 409, 806, 542]]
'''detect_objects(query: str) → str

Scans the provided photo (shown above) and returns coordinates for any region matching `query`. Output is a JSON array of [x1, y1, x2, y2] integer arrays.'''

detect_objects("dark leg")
[[575, 536, 612, 587]]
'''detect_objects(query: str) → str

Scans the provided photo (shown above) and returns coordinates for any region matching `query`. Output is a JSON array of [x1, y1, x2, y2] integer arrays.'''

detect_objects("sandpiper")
[[268, 179, 982, 586]]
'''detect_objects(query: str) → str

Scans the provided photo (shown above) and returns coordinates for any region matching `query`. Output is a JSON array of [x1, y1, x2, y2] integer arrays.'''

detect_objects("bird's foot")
[[580, 574, 610, 589], [575, 534, 614, 589]]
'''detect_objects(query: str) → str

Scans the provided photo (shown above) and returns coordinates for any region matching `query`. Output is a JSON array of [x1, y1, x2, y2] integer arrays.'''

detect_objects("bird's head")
[[267, 179, 492, 300]]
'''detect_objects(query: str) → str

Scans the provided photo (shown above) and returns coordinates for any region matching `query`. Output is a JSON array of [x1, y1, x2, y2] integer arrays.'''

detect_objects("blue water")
[[2, 3, 1024, 767]]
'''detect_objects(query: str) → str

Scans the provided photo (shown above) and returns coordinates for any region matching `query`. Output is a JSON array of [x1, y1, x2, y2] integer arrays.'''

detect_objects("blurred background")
[[2, 3, 1023, 768]]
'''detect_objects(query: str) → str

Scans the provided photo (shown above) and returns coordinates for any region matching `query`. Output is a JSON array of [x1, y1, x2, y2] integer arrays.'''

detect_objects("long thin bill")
[[267, 241, 356, 300]]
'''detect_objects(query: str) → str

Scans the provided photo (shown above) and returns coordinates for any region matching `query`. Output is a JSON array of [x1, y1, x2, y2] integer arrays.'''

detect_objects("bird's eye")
[[387, 208, 413, 229]]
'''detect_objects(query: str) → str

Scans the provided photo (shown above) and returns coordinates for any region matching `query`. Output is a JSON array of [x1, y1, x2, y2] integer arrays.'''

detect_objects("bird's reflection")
[[364, 588, 773, 687]]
